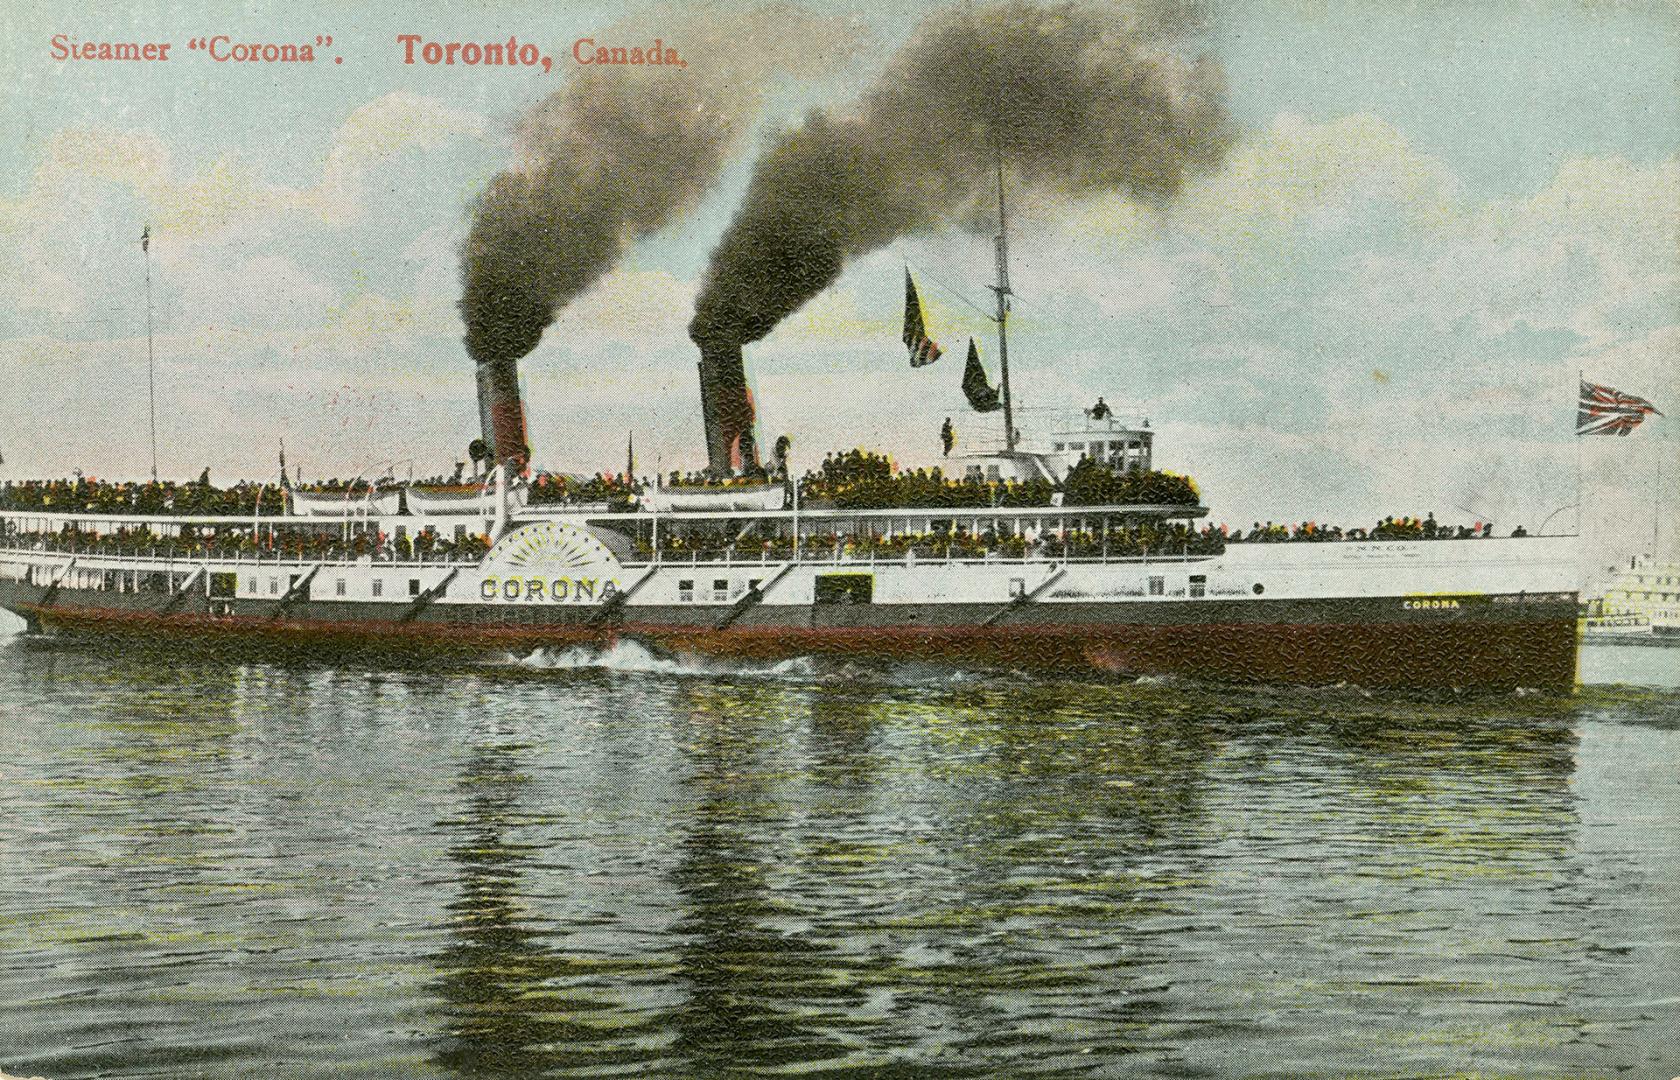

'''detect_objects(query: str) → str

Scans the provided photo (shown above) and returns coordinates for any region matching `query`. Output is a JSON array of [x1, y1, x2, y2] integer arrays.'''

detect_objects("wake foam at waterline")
[[500, 639, 822, 680], [489, 640, 1006, 688]]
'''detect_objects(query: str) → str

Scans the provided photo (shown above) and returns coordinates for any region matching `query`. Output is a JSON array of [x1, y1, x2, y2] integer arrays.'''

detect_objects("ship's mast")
[[142, 225, 158, 482], [988, 142, 1017, 452]]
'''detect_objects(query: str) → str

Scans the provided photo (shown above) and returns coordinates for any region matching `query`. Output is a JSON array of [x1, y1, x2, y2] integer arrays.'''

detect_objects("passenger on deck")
[[941, 418, 954, 457], [1089, 397, 1111, 420]]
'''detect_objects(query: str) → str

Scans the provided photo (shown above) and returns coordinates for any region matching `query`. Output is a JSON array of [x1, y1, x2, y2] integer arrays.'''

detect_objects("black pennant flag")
[[961, 338, 1000, 413]]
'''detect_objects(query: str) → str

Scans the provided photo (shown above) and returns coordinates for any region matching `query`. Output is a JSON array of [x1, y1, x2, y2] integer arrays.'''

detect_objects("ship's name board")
[[1401, 595, 1489, 610], [480, 575, 619, 603]]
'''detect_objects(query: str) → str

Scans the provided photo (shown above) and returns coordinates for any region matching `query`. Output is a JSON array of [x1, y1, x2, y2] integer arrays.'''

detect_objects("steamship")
[[0, 176, 1581, 691]]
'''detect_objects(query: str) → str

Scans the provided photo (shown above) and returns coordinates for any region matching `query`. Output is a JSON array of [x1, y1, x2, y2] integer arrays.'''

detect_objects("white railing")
[[0, 538, 1216, 572], [0, 540, 481, 571], [625, 545, 1214, 569]]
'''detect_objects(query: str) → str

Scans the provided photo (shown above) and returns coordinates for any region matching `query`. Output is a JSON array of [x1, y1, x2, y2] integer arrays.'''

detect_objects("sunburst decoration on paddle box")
[[485, 522, 621, 576]]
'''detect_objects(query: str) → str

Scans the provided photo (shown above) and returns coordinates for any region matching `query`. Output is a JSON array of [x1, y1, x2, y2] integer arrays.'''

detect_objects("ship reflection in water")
[[0, 638, 1677, 1078]]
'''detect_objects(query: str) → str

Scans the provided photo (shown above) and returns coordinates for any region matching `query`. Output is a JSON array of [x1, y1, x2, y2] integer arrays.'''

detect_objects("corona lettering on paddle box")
[[476, 522, 623, 604]]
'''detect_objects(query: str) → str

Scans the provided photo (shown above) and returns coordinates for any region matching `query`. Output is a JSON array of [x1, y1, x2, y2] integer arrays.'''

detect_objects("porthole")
[[1252, 582, 1265, 595]]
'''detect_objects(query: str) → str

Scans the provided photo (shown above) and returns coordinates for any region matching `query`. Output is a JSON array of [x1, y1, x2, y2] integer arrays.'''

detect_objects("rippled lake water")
[[1, 634, 1676, 1079]]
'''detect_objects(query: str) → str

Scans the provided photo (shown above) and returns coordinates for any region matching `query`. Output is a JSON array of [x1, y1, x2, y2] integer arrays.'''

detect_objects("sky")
[[1, 0, 1676, 581]]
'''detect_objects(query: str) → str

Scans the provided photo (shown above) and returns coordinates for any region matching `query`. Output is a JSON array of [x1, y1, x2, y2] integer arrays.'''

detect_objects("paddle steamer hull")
[[0, 529, 1580, 690]]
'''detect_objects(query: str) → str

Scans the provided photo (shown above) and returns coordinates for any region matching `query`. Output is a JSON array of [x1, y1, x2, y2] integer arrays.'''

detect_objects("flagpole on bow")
[[990, 139, 1016, 452], [1575, 370, 1584, 541], [1565, 369, 1579, 591]]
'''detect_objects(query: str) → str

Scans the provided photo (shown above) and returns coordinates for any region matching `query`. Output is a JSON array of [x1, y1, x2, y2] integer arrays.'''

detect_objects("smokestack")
[[456, 8, 861, 479], [696, 341, 759, 475], [475, 356, 530, 474]]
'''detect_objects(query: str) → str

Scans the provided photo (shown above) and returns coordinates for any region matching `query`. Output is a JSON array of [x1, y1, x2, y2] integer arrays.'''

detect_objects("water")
[[0, 634, 1676, 1079]]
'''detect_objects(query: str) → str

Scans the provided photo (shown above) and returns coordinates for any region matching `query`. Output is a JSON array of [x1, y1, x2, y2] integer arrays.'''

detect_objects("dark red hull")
[[10, 595, 1580, 692]]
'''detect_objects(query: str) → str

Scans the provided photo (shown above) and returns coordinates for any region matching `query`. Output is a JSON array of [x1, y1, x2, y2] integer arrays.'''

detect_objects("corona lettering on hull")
[[475, 522, 624, 603]]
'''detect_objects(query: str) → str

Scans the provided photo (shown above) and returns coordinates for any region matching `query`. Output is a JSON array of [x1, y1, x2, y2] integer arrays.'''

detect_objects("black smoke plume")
[[458, 5, 863, 366], [689, 1, 1233, 349], [460, 74, 731, 366]]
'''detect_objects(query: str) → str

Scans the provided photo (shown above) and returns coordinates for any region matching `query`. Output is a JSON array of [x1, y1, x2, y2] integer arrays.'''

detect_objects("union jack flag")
[[903, 270, 943, 368], [1577, 379, 1663, 436]]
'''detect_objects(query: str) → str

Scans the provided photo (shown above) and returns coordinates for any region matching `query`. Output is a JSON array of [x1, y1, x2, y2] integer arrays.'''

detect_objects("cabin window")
[[713, 578, 729, 602], [1052, 442, 1065, 451], [1189, 574, 1206, 598], [678, 579, 694, 603], [269, 578, 280, 595], [248, 577, 259, 595], [372, 579, 384, 598], [1068, 442, 1084, 452], [986, 465, 1001, 481], [1148, 575, 1165, 596], [336, 578, 346, 597], [966, 465, 984, 480], [409, 578, 422, 597], [815, 573, 873, 605], [454, 524, 467, 542], [1009, 577, 1026, 598]]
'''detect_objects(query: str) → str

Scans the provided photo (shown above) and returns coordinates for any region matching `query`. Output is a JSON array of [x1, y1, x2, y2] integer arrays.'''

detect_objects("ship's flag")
[[961, 338, 1001, 413], [903, 270, 943, 368], [1578, 379, 1663, 436]]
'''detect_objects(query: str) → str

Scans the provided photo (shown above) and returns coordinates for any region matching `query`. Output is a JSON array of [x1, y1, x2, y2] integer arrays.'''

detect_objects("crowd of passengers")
[[0, 473, 288, 515], [1227, 514, 1523, 542], [2, 469, 1529, 545], [0, 522, 491, 563], [658, 470, 775, 490], [526, 472, 639, 506], [643, 523, 1233, 561]]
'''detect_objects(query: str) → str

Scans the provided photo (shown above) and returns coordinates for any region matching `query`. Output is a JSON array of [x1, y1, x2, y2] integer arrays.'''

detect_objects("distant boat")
[[1581, 613, 1653, 641], [1587, 554, 1680, 640]]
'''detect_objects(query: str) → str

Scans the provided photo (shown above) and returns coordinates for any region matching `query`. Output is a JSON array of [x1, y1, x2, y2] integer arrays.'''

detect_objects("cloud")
[[1571, 322, 1680, 409], [176, 254, 337, 332], [0, 92, 492, 292], [315, 92, 490, 226], [1080, 113, 1674, 355], [1162, 112, 1460, 241]]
